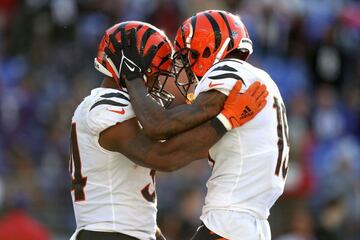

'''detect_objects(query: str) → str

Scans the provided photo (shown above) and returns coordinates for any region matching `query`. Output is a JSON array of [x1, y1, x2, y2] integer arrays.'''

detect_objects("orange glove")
[[216, 80, 268, 130]]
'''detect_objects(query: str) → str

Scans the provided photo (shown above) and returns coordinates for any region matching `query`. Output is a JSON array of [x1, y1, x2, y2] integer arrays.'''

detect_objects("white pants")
[[201, 210, 271, 240]]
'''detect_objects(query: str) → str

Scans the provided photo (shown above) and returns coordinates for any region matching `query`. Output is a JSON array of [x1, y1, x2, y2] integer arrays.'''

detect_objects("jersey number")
[[69, 123, 87, 201], [273, 97, 289, 179], [141, 170, 156, 203]]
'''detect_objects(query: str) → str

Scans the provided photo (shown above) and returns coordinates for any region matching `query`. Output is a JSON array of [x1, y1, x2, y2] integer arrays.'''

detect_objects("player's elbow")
[[145, 151, 182, 172], [139, 115, 172, 140], [142, 126, 167, 141]]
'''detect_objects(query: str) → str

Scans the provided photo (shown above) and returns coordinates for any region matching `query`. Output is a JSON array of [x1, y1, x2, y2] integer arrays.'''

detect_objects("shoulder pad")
[[194, 59, 255, 97], [87, 89, 135, 135]]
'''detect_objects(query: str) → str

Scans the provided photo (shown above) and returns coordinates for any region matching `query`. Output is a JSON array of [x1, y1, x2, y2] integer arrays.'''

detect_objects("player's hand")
[[103, 30, 123, 83], [104, 27, 158, 82], [218, 81, 268, 130]]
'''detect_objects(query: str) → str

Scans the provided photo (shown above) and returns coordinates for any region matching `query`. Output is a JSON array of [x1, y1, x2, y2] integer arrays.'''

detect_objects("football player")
[[108, 11, 289, 240], [69, 21, 268, 240]]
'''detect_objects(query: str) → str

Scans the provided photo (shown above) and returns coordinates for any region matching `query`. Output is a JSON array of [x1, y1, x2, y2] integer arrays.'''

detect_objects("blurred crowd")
[[0, 0, 359, 239]]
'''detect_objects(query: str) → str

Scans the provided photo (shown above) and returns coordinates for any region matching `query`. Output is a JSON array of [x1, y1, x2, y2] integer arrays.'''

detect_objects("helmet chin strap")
[[213, 37, 231, 65]]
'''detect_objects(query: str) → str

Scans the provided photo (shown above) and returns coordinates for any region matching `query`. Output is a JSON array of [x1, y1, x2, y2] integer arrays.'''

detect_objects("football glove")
[[217, 80, 268, 130], [104, 27, 158, 83]]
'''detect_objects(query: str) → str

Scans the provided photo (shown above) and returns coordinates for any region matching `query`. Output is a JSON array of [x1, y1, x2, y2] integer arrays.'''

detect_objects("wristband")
[[216, 113, 232, 131], [210, 117, 228, 136]]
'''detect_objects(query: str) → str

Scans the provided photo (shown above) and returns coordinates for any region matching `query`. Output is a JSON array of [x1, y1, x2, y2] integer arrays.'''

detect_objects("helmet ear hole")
[[202, 47, 211, 58]]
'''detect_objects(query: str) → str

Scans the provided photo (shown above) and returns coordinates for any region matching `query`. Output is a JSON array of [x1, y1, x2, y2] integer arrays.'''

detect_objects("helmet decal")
[[203, 12, 222, 52], [218, 11, 234, 50]]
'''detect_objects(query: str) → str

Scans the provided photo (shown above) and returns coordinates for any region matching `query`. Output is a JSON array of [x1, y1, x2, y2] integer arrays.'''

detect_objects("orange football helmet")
[[94, 21, 175, 107], [173, 10, 253, 98]]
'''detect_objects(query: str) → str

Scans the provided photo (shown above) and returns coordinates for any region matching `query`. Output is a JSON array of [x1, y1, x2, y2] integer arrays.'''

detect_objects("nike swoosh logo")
[[109, 108, 125, 115], [124, 61, 135, 72], [208, 81, 224, 88]]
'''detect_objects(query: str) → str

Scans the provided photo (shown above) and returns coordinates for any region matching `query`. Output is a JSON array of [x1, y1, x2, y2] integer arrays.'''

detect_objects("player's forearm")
[[125, 79, 166, 124], [143, 118, 227, 172], [164, 119, 226, 171], [125, 79, 171, 139], [150, 103, 212, 140], [126, 79, 225, 140], [101, 113, 226, 171]]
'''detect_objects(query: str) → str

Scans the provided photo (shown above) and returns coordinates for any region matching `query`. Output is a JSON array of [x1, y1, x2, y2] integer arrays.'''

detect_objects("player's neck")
[[101, 77, 121, 90]]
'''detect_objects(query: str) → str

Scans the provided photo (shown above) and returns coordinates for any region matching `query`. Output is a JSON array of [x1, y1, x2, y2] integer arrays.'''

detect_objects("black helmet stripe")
[[135, 24, 143, 32], [204, 12, 222, 52], [159, 53, 171, 68], [175, 40, 182, 49], [218, 11, 234, 49], [112, 22, 129, 37], [151, 40, 164, 60], [108, 22, 129, 51], [157, 40, 165, 50], [141, 27, 156, 53]]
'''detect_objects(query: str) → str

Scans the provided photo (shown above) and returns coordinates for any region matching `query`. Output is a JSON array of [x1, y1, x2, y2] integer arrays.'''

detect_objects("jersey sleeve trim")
[[90, 99, 128, 111], [99, 92, 130, 101], [89, 90, 130, 111], [86, 89, 135, 135]]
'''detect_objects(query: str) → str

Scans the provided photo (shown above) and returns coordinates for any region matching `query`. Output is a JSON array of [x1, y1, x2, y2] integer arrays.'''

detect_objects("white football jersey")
[[69, 88, 157, 240], [194, 59, 290, 220]]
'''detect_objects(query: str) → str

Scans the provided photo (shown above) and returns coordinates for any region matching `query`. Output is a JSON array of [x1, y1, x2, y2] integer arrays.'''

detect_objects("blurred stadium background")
[[0, 0, 359, 239]]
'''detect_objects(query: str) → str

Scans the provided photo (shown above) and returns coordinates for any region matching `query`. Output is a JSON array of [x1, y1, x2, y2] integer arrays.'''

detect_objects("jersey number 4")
[[273, 97, 290, 179], [69, 123, 87, 202]]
